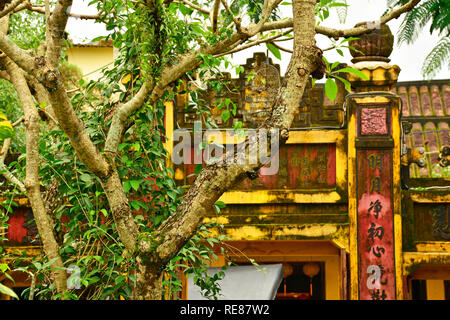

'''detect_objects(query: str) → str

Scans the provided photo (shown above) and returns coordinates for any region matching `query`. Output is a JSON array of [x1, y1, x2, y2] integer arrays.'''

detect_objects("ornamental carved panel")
[[360, 107, 389, 136]]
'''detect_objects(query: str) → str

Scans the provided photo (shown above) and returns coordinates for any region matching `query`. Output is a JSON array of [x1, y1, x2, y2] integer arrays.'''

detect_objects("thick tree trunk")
[[133, 0, 320, 299], [134, 257, 163, 300], [5, 59, 68, 296], [100, 169, 139, 253]]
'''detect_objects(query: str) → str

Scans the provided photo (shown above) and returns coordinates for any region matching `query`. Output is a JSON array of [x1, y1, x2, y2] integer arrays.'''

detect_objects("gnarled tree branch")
[[5, 57, 68, 296], [174, 0, 210, 14], [259, 0, 422, 38], [0, 0, 25, 19], [211, 0, 220, 33]]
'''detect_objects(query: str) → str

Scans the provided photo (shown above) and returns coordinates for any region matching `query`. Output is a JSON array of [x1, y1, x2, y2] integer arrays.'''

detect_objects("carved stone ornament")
[[348, 23, 394, 63]]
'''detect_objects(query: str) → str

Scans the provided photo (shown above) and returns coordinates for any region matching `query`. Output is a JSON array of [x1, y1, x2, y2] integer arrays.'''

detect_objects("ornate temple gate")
[[1, 25, 449, 300]]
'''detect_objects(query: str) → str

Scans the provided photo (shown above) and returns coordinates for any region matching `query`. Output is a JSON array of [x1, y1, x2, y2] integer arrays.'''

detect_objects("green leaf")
[[0, 283, 19, 299], [221, 110, 230, 122], [325, 78, 338, 102], [130, 180, 140, 191], [266, 43, 281, 60], [331, 61, 340, 71], [332, 75, 352, 92], [329, 3, 348, 7], [214, 201, 226, 209], [167, 190, 177, 200], [340, 37, 359, 44], [123, 181, 131, 193], [333, 67, 368, 80], [100, 209, 108, 218], [79, 173, 92, 183]]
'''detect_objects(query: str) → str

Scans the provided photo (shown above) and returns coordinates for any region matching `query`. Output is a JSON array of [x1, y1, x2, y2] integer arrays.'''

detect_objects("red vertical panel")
[[7, 208, 28, 244], [357, 150, 396, 300], [327, 143, 336, 186], [259, 144, 282, 189]]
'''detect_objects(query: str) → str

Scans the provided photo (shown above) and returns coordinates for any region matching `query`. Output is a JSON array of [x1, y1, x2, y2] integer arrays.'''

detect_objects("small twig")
[[269, 41, 292, 53], [173, 0, 210, 14], [22, 5, 102, 20], [215, 28, 293, 57], [12, 116, 24, 127], [28, 272, 36, 300], [66, 88, 80, 94], [322, 45, 336, 52]]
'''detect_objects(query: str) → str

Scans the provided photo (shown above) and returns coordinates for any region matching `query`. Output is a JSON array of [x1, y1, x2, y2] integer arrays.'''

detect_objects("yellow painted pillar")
[[164, 101, 175, 170], [345, 33, 403, 299]]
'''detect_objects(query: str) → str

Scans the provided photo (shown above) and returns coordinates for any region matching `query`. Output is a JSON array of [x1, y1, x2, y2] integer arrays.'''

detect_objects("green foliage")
[[266, 43, 281, 60], [8, 10, 46, 51], [324, 78, 338, 102], [0, 0, 234, 299], [315, 0, 348, 24], [421, 35, 450, 79], [430, 163, 450, 178], [241, 0, 281, 23], [320, 56, 368, 102], [0, 263, 19, 299], [388, 0, 450, 78], [0, 80, 24, 153]]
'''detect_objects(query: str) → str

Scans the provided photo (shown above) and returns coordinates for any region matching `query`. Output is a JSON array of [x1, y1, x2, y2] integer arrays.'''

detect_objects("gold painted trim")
[[392, 100, 404, 300], [410, 193, 450, 203], [416, 242, 450, 253], [219, 190, 342, 204], [403, 252, 450, 274]]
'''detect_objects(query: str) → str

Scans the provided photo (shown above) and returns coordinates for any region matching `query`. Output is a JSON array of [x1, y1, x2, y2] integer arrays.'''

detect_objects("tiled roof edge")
[[396, 79, 450, 87]]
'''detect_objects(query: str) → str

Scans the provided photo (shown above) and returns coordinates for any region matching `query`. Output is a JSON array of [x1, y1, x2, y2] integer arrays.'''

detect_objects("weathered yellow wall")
[[67, 46, 114, 80], [324, 256, 340, 300], [426, 280, 445, 300]]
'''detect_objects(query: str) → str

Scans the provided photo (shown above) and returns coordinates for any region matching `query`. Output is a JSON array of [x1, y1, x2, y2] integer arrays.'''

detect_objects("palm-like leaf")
[[421, 35, 450, 79], [336, 0, 348, 24], [398, 0, 441, 45], [389, 0, 450, 78]]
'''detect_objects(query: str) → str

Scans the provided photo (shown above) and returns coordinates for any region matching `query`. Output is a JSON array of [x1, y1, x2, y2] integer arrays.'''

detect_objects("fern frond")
[[429, 0, 450, 35], [336, 0, 347, 24], [421, 35, 450, 79], [398, 0, 440, 44]]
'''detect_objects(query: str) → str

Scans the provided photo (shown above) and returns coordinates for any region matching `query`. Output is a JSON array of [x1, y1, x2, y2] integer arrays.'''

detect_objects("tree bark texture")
[[5, 58, 68, 295]]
